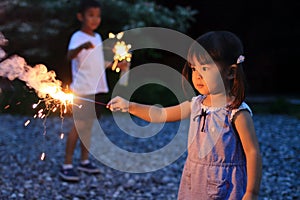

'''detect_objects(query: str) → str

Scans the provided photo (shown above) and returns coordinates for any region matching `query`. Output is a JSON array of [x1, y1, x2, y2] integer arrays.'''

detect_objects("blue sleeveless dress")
[[178, 95, 252, 200]]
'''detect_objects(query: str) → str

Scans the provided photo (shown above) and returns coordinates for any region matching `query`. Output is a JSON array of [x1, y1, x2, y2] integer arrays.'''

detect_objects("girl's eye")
[[202, 67, 207, 71], [190, 67, 196, 72]]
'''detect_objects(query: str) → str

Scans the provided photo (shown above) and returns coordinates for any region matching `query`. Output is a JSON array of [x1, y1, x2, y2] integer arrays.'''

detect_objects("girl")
[[107, 31, 262, 200]]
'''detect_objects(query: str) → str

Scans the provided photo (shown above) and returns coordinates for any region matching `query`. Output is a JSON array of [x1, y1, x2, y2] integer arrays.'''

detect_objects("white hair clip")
[[236, 55, 245, 64]]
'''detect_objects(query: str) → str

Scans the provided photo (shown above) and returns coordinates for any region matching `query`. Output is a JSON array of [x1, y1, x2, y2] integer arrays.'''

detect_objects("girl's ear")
[[227, 65, 237, 80], [77, 13, 83, 22]]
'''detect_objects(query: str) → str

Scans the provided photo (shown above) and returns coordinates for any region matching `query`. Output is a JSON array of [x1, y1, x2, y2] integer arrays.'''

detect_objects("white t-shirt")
[[68, 30, 109, 95]]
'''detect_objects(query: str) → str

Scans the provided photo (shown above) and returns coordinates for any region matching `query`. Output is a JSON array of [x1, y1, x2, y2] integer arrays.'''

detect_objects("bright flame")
[[0, 55, 75, 116], [0, 32, 78, 162], [39, 85, 73, 107], [109, 32, 132, 71], [112, 41, 132, 71]]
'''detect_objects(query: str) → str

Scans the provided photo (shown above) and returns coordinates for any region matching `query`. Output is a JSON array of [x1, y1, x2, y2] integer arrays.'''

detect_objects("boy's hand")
[[117, 60, 130, 71], [106, 96, 129, 112], [67, 41, 94, 60], [81, 41, 94, 50]]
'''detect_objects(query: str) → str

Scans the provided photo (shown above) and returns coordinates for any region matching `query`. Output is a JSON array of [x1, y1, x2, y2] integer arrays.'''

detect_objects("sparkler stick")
[[74, 96, 107, 106]]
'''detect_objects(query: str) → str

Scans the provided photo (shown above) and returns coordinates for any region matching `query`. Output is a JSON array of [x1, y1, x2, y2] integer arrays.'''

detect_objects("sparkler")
[[0, 55, 107, 115], [109, 32, 131, 86], [0, 32, 109, 160]]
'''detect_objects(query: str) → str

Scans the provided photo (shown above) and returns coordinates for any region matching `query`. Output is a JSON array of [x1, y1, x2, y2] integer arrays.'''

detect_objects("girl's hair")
[[182, 31, 247, 109], [78, 0, 101, 14]]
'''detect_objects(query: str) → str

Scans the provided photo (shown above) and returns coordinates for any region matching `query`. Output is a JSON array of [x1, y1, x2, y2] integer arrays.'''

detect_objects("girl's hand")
[[106, 96, 129, 112]]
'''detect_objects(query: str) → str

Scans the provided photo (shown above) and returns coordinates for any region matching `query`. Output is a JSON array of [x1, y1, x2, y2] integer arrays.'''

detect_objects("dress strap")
[[230, 102, 253, 122]]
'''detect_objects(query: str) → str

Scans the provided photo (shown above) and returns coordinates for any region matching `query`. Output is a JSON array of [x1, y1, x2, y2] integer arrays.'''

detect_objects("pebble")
[[0, 113, 299, 199]]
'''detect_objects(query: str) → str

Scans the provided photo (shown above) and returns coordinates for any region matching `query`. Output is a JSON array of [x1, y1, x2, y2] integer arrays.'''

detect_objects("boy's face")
[[78, 7, 101, 31]]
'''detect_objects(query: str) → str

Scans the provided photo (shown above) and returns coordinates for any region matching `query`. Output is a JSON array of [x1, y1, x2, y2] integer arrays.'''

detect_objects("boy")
[[59, 0, 127, 182]]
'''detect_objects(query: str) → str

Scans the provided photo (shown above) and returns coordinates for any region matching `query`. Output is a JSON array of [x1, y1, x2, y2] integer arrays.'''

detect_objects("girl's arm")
[[233, 110, 262, 200], [107, 96, 191, 123]]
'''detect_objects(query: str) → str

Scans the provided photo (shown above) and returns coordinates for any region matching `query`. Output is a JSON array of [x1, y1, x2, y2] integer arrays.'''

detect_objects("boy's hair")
[[78, 0, 101, 14]]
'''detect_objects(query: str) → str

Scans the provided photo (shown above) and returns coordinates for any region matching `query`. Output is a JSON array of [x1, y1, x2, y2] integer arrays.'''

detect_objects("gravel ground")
[[0, 113, 299, 200]]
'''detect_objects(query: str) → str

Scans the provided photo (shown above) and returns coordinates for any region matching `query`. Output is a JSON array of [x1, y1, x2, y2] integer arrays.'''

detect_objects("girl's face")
[[78, 7, 101, 32], [190, 56, 226, 96]]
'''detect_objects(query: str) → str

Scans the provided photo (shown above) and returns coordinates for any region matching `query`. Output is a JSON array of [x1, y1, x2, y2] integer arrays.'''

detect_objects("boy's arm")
[[233, 111, 262, 200], [67, 41, 94, 61], [107, 96, 191, 122]]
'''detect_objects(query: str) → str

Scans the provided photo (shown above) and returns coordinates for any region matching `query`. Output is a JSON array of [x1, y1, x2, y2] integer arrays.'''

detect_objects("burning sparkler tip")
[[109, 32, 132, 73]]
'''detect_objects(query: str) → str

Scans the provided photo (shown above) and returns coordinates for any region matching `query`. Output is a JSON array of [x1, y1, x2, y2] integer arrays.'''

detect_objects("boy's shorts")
[[72, 93, 107, 120]]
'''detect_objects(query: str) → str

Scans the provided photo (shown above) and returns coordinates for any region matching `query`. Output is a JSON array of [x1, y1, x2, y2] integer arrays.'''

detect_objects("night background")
[[1, 0, 299, 97], [161, 0, 299, 95]]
